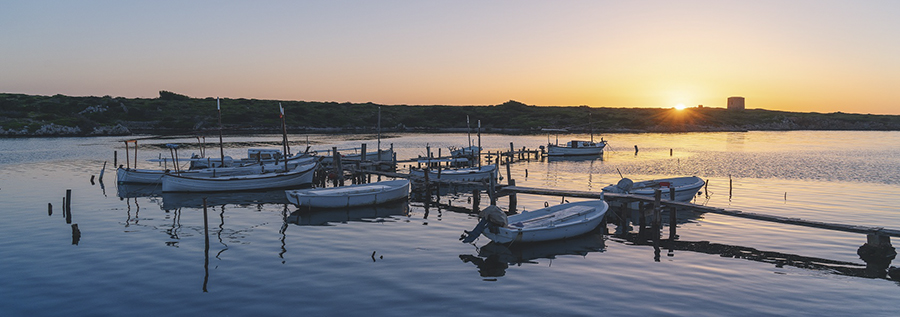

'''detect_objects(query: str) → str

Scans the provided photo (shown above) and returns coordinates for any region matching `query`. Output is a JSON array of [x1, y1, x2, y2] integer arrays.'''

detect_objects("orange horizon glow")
[[2, 2, 899, 115]]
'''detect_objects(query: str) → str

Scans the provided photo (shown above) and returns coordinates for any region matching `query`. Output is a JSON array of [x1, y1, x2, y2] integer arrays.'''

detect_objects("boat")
[[117, 155, 318, 184], [285, 179, 410, 209], [465, 200, 609, 244], [601, 176, 705, 202], [161, 161, 318, 193], [546, 139, 608, 156], [449, 145, 481, 157], [408, 165, 497, 182]]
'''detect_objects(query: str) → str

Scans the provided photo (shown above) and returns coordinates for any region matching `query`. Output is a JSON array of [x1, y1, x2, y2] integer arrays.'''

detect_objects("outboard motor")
[[616, 178, 634, 192]]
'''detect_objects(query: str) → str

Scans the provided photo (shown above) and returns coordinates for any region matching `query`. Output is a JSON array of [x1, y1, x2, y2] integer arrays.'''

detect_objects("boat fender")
[[479, 205, 508, 228]]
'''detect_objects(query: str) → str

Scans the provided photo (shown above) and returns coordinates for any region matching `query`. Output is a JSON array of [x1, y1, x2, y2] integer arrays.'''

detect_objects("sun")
[[674, 103, 686, 110]]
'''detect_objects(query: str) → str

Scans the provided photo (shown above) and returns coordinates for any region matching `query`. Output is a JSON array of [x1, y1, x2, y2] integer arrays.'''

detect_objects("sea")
[[1, 131, 899, 316]]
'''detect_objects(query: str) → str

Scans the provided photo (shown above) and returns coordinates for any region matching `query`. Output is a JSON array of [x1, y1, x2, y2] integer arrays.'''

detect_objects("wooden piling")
[[508, 179, 517, 212], [113, 151, 117, 168], [65, 189, 72, 224], [669, 187, 677, 239], [472, 189, 481, 212], [361, 143, 367, 162], [48, 203, 52, 216]]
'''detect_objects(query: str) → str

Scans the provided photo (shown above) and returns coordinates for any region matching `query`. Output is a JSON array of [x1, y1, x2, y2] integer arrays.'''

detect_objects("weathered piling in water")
[[361, 143, 367, 162], [71, 224, 80, 245], [48, 203, 52, 216], [113, 151, 117, 168], [508, 179, 517, 212], [472, 189, 481, 213], [65, 189, 72, 224], [669, 187, 677, 239]]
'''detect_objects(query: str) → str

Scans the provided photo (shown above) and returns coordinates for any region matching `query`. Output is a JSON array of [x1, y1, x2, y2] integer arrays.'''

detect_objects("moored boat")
[[465, 200, 609, 244], [602, 176, 705, 202], [546, 139, 608, 156], [408, 165, 497, 182], [285, 179, 410, 208], [161, 161, 318, 193]]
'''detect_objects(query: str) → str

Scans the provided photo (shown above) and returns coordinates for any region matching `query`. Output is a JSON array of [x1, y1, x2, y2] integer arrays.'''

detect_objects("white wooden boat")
[[546, 139, 607, 156], [449, 145, 481, 157], [479, 200, 609, 244], [321, 148, 394, 162], [118, 156, 318, 184], [285, 179, 410, 208], [161, 162, 318, 193], [408, 165, 497, 182], [602, 176, 705, 202]]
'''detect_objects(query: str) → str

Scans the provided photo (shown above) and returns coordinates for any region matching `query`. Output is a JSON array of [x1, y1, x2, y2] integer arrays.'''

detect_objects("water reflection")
[[460, 229, 606, 278], [161, 190, 290, 210], [285, 200, 409, 226]]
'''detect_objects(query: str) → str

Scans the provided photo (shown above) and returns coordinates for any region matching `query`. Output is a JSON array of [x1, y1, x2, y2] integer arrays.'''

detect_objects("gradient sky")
[[2, 1, 899, 114]]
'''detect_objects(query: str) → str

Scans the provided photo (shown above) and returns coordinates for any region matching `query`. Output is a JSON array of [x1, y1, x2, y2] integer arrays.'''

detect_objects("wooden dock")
[[499, 185, 900, 238]]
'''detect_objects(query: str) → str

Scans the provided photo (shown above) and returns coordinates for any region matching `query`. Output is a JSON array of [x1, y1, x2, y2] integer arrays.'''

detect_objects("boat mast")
[[477, 120, 482, 167], [589, 111, 594, 143], [466, 115, 472, 149], [217, 97, 225, 166], [377, 106, 382, 153], [280, 103, 289, 171]]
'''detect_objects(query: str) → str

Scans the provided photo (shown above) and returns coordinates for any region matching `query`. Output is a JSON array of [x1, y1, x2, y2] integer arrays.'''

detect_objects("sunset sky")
[[2, 1, 899, 114]]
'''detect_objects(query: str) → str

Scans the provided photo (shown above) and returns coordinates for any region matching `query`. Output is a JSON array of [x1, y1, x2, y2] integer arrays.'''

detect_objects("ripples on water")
[[1, 131, 899, 316]]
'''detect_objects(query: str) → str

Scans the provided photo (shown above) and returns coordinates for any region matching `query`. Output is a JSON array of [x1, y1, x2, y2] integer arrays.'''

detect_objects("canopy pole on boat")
[[477, 120, 482, 168], [377, 106, 382, 152], [217, 97, 225, 166]]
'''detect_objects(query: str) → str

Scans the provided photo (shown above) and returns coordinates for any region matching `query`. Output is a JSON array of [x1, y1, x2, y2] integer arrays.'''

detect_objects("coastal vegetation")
[[1, 92, 898, 136]]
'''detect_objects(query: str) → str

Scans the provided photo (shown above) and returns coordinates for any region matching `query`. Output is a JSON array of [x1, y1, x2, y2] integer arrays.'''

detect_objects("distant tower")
[[727, 97, 745, 111]]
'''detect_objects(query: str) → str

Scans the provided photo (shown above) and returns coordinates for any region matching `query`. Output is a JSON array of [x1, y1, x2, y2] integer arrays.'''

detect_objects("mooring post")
[[653, 189, 662, 234], [505, 158, 512, 182], [509, 142, 514, 162], [472, 189, 481, 213], [48, 203, 52, 216], [361, 143, 367, 162], [489, 173, 497, 206], [423, 168, 431, 202], [113, 151, 117, 169], [669, 187, 677, 239], [65, 189, 72, 224], [508, 179, 517, 212]]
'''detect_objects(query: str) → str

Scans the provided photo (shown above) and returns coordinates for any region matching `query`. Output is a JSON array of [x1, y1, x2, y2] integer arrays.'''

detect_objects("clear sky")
[[2, 0, 899, 114]]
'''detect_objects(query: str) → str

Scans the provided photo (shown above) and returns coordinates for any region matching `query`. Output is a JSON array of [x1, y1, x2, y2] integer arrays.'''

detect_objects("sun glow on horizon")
[[674, 103, 686, 110]]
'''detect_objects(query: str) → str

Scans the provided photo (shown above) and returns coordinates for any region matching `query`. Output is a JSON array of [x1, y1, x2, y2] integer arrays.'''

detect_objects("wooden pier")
[[498, 185, 900, 238]]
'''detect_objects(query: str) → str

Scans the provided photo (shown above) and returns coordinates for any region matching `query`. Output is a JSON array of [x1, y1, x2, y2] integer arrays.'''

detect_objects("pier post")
[[65, 189, 72, 224], [361, 143, 367, 162], [669, 187, 677, 239], [652, 189, 662, 236], [113, 151, 117, 169], [472, 189, 481, 213], [508, 179, 517, 213]]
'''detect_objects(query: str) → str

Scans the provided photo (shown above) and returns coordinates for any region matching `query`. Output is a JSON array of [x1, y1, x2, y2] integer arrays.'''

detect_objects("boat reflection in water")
[[161, 189, 291, 210], [285, 200, 409, 226], [460, 228, 606, 278], [116, 183, 162, 199], [545, 154, 603, 163]]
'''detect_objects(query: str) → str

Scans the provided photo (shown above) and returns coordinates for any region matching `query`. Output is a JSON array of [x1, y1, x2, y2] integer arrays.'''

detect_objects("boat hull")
[[408, 165, 497, 182], [602, 176, 705, 204], [482, 200, 608, 244], [161, 162, 318, 193], [285, 179, 410, 208]]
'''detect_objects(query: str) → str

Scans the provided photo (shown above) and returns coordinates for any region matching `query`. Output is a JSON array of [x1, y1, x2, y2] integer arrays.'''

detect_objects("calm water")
[[2, 131, 899, 316]]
